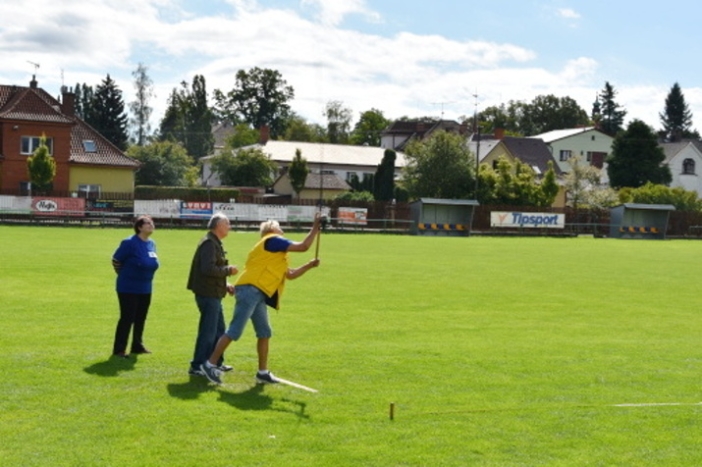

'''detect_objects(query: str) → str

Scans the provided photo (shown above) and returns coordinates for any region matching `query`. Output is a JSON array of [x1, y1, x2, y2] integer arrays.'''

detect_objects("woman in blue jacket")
[[111, 215, 160, 358]]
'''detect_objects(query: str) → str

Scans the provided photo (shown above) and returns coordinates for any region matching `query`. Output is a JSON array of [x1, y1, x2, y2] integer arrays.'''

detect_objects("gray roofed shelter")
[[609, 203, 675, 239], [410, 198, 479, 236]]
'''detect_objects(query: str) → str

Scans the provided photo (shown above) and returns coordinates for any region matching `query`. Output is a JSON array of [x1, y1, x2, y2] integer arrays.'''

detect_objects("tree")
[[88, 75, 129, 150], [477, 96, 589, 136], [225, 123, 260, 149], [159, 75, 214, 160], [288, 148, 309, 200], [211, 147, 277, 187], [563, 155, 617, 210], [213, 67, 294, 138], [71, 83, 94, 121], [618, 182, 701, 211], [283, 114, 327, 142], [607, 119, 672, 189], [127, 141, 197, 186], [129, 63, 154, 146], [373, 149, 396, 201], [660, 82, 696, 142], [597, 82, 627, 137], [350, 108, 390, 146], [26, 134, 55, 193], [476, 157, 557, 207], [403, 131, 475, 199], [324, 100, 352, 144]]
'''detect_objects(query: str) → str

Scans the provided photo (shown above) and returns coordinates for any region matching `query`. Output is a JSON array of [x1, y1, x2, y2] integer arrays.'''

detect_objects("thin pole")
[[315, 159, 323, 259]]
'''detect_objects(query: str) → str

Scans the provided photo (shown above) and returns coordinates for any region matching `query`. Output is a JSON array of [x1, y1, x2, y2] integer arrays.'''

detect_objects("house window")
[[683, 158, 696, 175], [78, 184, 101, 198], [21, 136, 53, 155], [82, 140, 97, 152], [586, 151, 592, 162], [19, 181, 31, 195], [559, 150, 572, 161]]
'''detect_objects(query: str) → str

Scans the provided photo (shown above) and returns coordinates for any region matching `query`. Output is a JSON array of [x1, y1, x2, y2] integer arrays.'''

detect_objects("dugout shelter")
[[410, 198, 479, 236], [609, 203, 675, 239]]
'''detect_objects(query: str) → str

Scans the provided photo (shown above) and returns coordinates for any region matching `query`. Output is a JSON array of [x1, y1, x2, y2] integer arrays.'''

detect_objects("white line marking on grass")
[[612, 402, 702, 407]]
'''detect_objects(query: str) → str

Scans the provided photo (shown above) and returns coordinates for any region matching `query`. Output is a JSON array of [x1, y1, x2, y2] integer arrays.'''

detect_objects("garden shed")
[[609, 203, 675, 239], [409, 198, 479, 236]]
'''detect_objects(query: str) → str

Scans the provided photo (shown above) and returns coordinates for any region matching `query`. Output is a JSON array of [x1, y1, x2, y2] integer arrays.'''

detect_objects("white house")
[[532, 127, 614, 174], [661, 140, 702, 196], [201, 140, 406, 188]]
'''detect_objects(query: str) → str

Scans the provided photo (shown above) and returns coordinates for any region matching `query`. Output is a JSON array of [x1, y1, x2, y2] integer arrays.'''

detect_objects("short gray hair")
[[259, 219, 280, 237], [208, 212, 230, 230]]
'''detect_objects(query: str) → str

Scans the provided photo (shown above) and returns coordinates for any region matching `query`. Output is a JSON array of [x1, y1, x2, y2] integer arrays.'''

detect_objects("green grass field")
[[1, 225, 701, 466]]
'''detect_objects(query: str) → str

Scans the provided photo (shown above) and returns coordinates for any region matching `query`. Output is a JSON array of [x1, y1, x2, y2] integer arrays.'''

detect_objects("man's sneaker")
[[255, 371, 280, 384], [188, 367, 205, 376], [218, 364, 233, 372], [200, 363, 222, 385]]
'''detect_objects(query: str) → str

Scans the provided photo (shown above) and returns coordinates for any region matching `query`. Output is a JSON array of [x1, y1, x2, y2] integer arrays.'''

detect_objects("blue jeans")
[[191, 295, 225, 369], [225, 285, 272, 340]]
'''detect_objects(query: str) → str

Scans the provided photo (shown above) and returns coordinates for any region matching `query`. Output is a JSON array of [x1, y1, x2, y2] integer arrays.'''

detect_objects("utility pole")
[[473, 92, 480, 199]]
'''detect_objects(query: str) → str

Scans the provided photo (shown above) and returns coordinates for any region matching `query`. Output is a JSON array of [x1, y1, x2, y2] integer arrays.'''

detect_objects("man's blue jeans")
[[191, 295, 225, 369]]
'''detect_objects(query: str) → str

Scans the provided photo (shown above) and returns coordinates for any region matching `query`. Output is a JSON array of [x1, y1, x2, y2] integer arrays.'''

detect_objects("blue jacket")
[[113, 235, 159, 294]]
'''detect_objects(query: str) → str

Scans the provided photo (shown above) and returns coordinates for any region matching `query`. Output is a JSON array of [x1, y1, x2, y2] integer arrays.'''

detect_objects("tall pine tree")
[[659, 82, 695, 142], [597, 82, 626, 137], [89, 75, 129, 150]]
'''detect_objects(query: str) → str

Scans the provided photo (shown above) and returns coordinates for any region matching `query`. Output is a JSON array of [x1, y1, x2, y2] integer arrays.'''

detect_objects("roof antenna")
[[27, 60, 40, 76]]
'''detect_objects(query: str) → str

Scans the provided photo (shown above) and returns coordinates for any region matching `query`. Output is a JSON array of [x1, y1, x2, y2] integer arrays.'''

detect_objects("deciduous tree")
[[214, 67, 294, 138], [127, 141, 197, 186], [129, 63, 154, 146], [26, 134, 55, 193], [403, 131, 475, 199], [350, 108, 389, 146], [212, 147, 277, 187]]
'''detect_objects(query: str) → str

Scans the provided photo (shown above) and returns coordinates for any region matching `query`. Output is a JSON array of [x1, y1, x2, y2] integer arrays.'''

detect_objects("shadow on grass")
[[83, 355, 138, 377], [218, 385, 310, 420], [166, 376, 216, 400]]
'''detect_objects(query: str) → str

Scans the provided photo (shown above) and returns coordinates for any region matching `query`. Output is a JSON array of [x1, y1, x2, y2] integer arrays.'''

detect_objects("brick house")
[[0, 77, 139, 196]]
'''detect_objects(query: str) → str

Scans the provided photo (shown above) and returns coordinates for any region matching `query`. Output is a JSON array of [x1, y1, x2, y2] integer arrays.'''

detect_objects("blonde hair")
[[259, 219, 280, 237]]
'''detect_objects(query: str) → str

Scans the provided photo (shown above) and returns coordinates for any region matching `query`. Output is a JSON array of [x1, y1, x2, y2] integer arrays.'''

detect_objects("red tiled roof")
[[0, 85, 72, 123], [0, 83, 139, 169], [70, 119, 140, 168]]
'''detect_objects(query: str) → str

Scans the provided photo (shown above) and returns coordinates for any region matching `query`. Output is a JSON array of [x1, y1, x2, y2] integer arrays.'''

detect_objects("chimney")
[[259, 125, 270, 145], [30, 75, 38, 89], [494, 127, 505, 140], [61, 87, 75, 116]]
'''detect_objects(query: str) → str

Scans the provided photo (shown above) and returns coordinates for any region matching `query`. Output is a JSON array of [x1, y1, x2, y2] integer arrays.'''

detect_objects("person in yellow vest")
[[201, 213, 322, 385]]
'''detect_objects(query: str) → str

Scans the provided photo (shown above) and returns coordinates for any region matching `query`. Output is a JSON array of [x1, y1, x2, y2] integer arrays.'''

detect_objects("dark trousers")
[[114, 292, 151, 354], [191, 295, 225, 369]]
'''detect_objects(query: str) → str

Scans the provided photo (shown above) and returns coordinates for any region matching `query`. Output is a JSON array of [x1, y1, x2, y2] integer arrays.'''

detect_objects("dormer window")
[[21, 136, 53, 155], [83, 140, 97, 152], [683, 158, 696, 175]]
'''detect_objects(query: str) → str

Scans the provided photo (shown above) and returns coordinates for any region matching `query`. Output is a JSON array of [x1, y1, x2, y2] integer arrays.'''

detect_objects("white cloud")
[[558, 8, 581, 19], [3, 1, 699, 132], [300, 0, 381, 27]]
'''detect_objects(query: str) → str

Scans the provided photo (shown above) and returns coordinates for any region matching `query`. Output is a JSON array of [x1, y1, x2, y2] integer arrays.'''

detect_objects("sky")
[[2, 0, 702, 135]]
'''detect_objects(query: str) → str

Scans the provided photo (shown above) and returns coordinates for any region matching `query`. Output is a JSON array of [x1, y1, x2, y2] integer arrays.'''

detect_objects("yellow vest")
[[235, 234, 289, 309]]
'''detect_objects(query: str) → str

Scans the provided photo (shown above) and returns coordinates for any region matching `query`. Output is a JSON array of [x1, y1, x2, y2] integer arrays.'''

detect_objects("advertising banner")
[[181, 201, 213, 219], [32, 197, 85, 217], [491, 211, 565, 229], [134, 200, 181, 219], [86, 199, 134, 215], [338, 207, 368, 225], [0, 195, 32, 214]]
